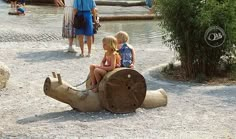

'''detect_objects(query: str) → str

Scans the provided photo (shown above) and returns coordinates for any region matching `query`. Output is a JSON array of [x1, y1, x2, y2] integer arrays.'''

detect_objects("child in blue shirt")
[[16, 4, 25, 15], [115, 31, 135, 69], [8, 4, 25, 15]]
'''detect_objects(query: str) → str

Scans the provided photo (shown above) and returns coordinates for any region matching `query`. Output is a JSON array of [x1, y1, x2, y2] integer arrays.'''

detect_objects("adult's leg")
[[78, 35, 84, 56], [68, 38, 73, 46], [92, 35, 95, 44], [86, 36, 92, 56], [84, 12, 94, 56], [67, 37, 76, 52], [54, 0, 64, 7], [58, 0, 64, 7], [13, 1, 17, 8]]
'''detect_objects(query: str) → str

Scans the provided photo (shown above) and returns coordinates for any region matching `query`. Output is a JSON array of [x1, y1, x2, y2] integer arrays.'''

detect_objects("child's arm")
[[130, 48, 135, 68], [100, 53, 106, 66], [72, 0, 79, 22], [91, 8, 98, 24], [127, 44, 135, 69]]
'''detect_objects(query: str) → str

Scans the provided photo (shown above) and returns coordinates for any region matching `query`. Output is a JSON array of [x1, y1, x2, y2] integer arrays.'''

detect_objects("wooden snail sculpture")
[[44, 68, 167, 113]]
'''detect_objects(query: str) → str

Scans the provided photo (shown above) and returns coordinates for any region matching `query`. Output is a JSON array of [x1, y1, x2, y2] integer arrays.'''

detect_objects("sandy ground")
[[0, 2, 236, 139]]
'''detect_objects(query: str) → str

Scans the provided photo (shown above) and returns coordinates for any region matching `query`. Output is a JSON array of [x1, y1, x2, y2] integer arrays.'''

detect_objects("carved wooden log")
[[44, 73, 102, 112], [87, 74, 167, 110], [141, 88, 168, 108], [87, 68, 147, 113], [44, 70, 167, 113], [100, 15, 156, 21], [95, 1, 146, 6]]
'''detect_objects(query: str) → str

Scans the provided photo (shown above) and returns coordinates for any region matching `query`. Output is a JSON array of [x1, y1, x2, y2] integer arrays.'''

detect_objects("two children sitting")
[[89, 31, 135, 92]]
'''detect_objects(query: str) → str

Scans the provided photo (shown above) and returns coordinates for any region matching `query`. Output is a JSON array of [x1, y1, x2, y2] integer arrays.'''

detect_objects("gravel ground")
[[0, 1, 236, 139]]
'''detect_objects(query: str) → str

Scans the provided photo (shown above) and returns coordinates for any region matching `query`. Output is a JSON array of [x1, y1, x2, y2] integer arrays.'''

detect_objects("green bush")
[[228, 64, 236, 80], [155, 0, 236, 79]]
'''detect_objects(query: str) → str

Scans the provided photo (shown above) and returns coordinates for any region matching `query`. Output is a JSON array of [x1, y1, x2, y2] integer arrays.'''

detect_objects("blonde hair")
[[115, 31, 129, 43], [103, 36, 118, 52]]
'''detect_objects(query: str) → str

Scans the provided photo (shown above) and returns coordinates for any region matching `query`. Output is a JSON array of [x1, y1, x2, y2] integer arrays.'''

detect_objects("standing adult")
[[73, 0, 97, 57], [62, 0, 77, 52], [54, 0, 65, 7], [10, 0, 17, 8], [20, 0, 26, 6]]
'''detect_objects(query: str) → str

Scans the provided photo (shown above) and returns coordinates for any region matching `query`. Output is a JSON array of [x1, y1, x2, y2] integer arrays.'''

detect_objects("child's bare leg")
[[94, 68, 107, 83], [93, 68, 107, 92], [89, 64, 97, 87]]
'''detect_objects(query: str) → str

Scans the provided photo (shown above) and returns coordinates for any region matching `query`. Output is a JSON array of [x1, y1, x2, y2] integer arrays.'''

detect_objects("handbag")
[[73, 0, 86, 29], [73, 14, 86, 29]]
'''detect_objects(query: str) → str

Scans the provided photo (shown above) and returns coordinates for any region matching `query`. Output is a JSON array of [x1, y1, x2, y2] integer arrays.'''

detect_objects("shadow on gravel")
[[145, 65, 236, 105], [16, 50, 80, 62], [17, 109, 135, 124], [143, 68, 196, 96], [202, 86, 236, 105]]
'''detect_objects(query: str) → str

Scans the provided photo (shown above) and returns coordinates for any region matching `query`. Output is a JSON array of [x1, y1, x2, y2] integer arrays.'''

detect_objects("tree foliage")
[[155, 0, 236, 79]]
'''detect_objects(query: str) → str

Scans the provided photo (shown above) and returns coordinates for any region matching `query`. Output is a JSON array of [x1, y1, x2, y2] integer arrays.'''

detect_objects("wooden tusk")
[[57, 74, 62, 85], [52, 72, 57, 78]]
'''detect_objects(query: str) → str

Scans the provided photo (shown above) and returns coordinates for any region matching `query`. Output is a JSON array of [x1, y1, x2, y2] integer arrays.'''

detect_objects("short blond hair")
[[103, 36, 118, 52], [115, 31, 129, 43]]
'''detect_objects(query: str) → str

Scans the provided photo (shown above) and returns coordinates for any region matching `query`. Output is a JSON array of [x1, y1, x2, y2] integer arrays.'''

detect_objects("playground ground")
[[0, 1, 235, 138]]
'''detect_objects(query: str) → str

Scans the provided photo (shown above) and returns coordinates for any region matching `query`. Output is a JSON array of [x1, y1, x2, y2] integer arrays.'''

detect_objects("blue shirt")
[[118, 43, 133, 67], [73, 0, 96, 11], [17, 7, 25, 13]]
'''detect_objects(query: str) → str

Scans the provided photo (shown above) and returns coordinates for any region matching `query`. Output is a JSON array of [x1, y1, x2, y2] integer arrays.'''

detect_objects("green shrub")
[[155, 0, 236, 80], [161, 62, 174, 72], [195, 73, 207, 83], [229, 64, 236, 80]]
